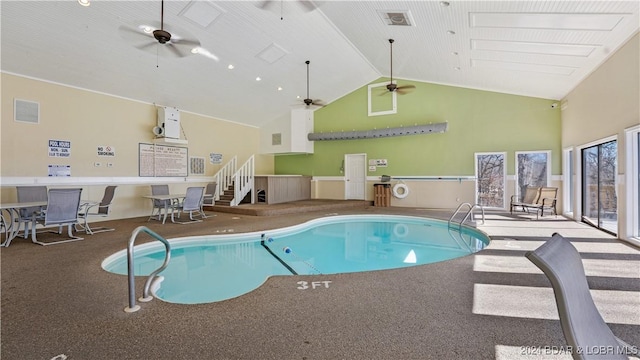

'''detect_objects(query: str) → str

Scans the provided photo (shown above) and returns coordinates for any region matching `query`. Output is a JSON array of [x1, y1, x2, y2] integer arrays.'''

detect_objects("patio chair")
[[510, 186, 540, 214], [523, 187, 558, 219], [525, 233, 638, 360], [148, 184, 172, 223], [16, 185, 48, 238], [31, 188, 84, 246], [76, 185, 117, 235], [200, 182, 218, 217], [171, 186, 205, 224]]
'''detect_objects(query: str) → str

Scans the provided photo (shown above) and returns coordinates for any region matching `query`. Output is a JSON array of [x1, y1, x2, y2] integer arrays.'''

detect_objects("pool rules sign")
[[48, 139, 71, 157]]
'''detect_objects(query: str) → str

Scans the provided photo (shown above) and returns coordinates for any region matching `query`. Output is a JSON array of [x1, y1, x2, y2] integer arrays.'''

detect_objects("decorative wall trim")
[[307, 122, 447, 141], [0, 176, 215, 187]]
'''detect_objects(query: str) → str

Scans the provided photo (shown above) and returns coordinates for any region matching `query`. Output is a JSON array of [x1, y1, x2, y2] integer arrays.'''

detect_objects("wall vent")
[[378, 10, 414, 26], [14, 99, 40, 124], [272, 133, 282, 146]]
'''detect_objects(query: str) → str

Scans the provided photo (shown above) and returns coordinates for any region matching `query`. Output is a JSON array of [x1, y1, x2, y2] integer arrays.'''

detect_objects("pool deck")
[[1, 204, 639, 360]]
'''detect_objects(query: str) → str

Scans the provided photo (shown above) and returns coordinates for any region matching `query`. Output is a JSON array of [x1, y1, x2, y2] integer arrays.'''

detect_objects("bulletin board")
[[139, 143, 188, 177]]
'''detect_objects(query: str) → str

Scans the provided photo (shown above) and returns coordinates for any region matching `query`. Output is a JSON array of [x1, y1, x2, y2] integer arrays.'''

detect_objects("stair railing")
[[231, 155, 255, 206], [213, 156, 237, 201]]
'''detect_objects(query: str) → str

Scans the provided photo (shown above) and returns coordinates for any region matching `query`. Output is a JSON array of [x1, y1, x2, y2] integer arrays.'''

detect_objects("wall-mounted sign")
[[369, 159, 388, 167], [48, 139, 71, 158], [209, 153, 223, 164], [139, 143, 188, 177], [369, 165, 377, 172], [97, 145, 115, 157], [48, 165, 70, 177]]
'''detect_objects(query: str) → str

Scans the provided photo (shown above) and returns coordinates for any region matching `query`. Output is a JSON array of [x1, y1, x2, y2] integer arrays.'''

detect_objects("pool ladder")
[[124, 226, 171, 313], [448, 203, 485, 229]]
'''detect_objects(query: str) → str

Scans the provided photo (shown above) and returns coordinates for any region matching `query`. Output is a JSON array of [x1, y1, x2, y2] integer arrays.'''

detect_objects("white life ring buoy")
[[393, 223, 409, 238], [392, 183, 409, 199]]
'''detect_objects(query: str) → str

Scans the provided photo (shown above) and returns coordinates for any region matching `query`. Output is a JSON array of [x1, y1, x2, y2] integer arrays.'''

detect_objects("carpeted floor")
[[1, 204, 639, 360]]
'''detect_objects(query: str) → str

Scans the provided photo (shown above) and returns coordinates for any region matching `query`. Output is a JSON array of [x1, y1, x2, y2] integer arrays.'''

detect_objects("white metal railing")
[[448, 202, 485, 229], [231, 155, 255, 206], [213, 156, 237, 201]]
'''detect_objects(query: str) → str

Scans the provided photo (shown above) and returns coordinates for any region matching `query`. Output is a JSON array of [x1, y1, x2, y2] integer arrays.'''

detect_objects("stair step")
[[216, 200, 232, 206], [220, 194, 234, 201]]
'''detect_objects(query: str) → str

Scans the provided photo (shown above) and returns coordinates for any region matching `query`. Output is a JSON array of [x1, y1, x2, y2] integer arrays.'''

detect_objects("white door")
[[345, 154, 366, 200]]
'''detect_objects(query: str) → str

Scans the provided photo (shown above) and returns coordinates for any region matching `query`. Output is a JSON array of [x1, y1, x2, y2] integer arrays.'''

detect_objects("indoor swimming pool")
[[102, 215, 490, 304]]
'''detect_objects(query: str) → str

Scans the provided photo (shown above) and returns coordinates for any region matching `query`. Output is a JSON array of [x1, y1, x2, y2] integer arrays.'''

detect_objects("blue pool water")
[[102, 215, 489, 304]]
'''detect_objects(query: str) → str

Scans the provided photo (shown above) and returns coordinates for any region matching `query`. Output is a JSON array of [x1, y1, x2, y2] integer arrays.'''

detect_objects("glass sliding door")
[[582, 140, 617, 234], [475, 152, 506, 208]]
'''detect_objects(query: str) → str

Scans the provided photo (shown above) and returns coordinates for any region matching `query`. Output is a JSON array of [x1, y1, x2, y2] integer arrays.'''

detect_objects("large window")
[[625, 126, 640, 240], [582, 140, 617, 235], [563, 148, 574, 215], [515, 151, 550, 201], [475, 152, 506, 208]]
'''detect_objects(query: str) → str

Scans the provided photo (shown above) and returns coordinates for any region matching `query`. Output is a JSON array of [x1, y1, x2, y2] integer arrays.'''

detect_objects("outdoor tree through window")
[[476, 153, 505, 208], [516, 151, 550, 201]]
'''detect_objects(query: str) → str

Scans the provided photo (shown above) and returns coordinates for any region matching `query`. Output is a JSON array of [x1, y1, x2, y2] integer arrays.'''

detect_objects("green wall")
[[275, 78, 561, 176]]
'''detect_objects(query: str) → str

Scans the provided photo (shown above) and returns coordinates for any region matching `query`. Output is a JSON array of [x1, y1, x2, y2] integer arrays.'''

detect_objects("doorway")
[[581, 140, 617, 235], [345, 154, 366, 200]]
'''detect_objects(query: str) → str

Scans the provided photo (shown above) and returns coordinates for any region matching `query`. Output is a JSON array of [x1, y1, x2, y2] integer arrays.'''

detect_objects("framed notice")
[[190, 156, 205, 175], [139, 143, 188, 177]]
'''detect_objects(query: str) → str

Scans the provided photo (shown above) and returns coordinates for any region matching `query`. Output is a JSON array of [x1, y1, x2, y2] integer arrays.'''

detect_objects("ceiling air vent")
[[378, 10, 414, 26]]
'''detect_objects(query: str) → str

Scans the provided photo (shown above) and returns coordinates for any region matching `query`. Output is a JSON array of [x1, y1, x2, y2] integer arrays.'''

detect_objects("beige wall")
[[1, 73, 274, 220], [313, 177, 563, 212], [561, 32, 639, 239], [562, 33, 639, 162]]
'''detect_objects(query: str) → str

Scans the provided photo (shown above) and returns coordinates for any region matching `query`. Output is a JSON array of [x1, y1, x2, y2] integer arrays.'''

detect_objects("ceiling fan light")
[[140, 25, 154, 34], [78, 0, 90, 7]]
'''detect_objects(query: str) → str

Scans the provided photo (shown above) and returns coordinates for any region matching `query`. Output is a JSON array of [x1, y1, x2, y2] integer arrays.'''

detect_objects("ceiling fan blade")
[[312, 100, 325, 107], [166, 43, 186, 57], [171, 38, 200, 47], [135, 42, 157, 51], [396, 89, 415, 95], [258, 0, 275, 9], [397, 85, 416, 90], [298, 0, 316, 12]]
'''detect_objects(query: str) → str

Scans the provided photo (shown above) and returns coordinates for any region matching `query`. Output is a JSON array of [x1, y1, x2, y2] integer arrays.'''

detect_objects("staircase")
[[213, 155, 255, 207], [216, 183, 236, 206]]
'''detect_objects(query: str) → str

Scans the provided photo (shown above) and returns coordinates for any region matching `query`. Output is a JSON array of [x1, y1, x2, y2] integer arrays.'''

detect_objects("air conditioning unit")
[[155, 106, 181, 139]]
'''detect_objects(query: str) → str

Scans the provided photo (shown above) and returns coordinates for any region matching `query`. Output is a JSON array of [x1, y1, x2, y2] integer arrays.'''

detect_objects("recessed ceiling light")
[[256, 77, 261, 81], [227, 64, 234, 70], [78, 0, 90, 6], [191, 48, 200, 54], [440, 1, 450, 7], [296, 95, 301, 99], [277, 86, 283, 91], [447, 30, 456, 35]]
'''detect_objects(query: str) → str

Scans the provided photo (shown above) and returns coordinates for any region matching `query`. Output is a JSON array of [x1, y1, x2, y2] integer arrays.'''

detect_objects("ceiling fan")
[[301, 60, 324, 107], [381, 39, 415, 95], [258, 0, 316, 20], [119, 0, 200, 58]]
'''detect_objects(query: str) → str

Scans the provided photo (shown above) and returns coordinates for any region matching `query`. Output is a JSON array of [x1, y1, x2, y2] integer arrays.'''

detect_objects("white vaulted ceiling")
[[2, 1, 638, 127]]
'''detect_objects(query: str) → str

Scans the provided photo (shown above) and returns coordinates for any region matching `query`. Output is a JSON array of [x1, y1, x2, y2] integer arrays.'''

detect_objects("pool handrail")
[[125, 226, 171, 313], [448, 203, 485, 230]]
